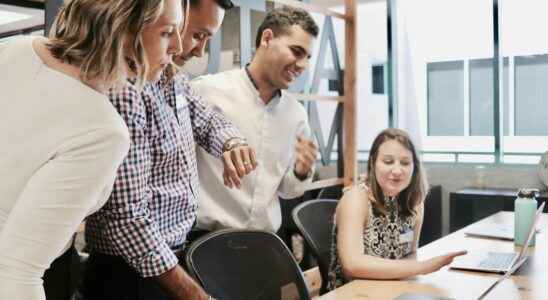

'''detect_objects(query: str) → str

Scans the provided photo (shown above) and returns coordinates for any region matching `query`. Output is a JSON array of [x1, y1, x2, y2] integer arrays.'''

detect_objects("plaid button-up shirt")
[[85, 72, 241, 277]]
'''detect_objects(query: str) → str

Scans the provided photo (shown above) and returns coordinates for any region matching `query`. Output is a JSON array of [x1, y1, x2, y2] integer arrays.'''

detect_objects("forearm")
[[185, 79, 242, 158], [342, 255, 424, 280], [156, 265, 207, 300], [195, 116, 241, 158]]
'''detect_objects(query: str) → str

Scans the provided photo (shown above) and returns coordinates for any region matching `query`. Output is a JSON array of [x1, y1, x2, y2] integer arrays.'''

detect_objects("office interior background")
[[1, 0, 547, 237], [187, 0, 548, 236]]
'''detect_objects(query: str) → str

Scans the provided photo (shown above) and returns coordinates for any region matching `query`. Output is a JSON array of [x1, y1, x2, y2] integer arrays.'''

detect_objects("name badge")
[[399, 230, 414, 244], [176, 93, 188, 109]]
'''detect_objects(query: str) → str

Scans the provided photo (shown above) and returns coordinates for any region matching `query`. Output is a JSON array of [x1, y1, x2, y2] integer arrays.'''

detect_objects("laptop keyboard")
[[479, 252, 516, 270]]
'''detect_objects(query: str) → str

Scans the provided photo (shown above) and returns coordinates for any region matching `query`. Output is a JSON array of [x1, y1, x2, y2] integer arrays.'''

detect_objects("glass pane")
[[372, 65, 385, 94], [514, 54, 548, 135], [501, 0, 548, 158], [397, 0, 493, 149], [469, 58, 509, 136], [427, 61, 464, 136], [323, 2, 388, 156], [357, 2, 388, 152]]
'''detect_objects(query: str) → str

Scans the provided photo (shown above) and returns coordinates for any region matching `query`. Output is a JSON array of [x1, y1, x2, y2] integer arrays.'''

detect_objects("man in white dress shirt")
[[189, 6, 319, 239]]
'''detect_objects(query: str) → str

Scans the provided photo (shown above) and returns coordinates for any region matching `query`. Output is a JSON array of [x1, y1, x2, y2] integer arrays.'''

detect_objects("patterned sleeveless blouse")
[[326, 184, 416, 291]]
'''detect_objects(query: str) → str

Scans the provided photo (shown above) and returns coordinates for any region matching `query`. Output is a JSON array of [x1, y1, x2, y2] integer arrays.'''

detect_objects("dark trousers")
[[43, 243, 81, 300], [185, 228, 211, 246], [80, 252, 176, 300]]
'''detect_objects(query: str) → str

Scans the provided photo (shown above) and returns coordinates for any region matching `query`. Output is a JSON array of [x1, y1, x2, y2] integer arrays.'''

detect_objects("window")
[[469, 58, 510, 136], [427, 61, 464, 136], [514, 54, 548, 135], [372, 64, 385, 94]]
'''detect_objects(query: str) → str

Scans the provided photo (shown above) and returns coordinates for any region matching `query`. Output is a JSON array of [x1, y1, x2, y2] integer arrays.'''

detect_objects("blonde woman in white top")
[[0, 0, 186, 299]]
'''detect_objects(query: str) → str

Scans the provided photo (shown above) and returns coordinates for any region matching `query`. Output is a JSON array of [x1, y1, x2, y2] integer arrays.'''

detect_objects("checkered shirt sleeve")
[[173, 73, 242, 157], [87, 84, 178, 277]]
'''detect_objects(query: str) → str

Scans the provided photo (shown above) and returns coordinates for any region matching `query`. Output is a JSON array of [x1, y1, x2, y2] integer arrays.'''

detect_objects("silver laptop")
[[450, 202, 544, 274]]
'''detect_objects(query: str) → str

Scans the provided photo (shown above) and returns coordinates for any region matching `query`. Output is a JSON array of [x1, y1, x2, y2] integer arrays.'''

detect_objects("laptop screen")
[[478, 201, 545, 300]]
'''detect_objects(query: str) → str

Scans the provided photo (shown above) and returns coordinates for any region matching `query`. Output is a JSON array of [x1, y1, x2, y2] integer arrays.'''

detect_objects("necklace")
[[385, 196, 398, 222]]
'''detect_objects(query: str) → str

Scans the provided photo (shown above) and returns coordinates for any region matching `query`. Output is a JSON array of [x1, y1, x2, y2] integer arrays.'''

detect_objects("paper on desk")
[[0, 10, 32, 26]]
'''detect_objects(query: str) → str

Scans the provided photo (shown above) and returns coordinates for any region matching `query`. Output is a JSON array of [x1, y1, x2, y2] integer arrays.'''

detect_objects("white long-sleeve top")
[[190, 69, 313, 232], [0, 37, 129, 300]]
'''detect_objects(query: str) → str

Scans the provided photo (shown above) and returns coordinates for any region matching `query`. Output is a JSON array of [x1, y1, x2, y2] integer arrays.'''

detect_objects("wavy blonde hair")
[[47, 0, 168, 89]]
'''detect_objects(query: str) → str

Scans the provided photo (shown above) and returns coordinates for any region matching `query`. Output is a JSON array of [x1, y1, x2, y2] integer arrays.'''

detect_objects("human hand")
[[294, 135, 317, 180], [222, 144, 257, 189], [420, 250, 467, 274]]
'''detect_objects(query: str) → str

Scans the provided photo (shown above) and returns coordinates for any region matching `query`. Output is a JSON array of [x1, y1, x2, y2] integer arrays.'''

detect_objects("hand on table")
[[420, 250, 467, 274]]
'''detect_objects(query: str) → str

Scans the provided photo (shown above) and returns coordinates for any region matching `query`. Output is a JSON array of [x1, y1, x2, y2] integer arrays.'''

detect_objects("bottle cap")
[[517, 188, 539, 198]]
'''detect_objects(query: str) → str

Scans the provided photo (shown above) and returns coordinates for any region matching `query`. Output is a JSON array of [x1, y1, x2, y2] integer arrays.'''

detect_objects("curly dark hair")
[[255, 6, 319, 48], [189, 0, 234, 10]]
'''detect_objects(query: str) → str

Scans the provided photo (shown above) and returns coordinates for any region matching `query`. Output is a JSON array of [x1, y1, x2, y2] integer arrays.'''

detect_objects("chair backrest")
[[185, 229, 311, 300], [292, 199, 338, 294], [316, 185, 343, 200]]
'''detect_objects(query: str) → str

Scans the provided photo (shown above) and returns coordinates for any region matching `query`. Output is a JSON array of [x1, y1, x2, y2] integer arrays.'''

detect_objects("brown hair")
[[47, 0, 168, 89], [365, 128, 429, 217], [255, 6, 319, 49]]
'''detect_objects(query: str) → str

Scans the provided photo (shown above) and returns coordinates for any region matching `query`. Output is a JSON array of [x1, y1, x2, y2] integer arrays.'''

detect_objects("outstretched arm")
[[336, 187, 465, 280]]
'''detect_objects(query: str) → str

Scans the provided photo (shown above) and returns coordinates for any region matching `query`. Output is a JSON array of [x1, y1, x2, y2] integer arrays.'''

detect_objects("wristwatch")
[[222, 137, 247, 153]]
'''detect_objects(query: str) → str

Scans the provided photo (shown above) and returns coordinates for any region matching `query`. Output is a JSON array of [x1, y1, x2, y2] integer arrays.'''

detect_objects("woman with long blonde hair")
[[0, 0, 186, 299]]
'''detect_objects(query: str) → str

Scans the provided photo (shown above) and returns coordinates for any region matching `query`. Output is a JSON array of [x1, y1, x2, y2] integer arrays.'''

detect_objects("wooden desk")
[[319, 212, 547, 300], [0, 4, 44, 38]]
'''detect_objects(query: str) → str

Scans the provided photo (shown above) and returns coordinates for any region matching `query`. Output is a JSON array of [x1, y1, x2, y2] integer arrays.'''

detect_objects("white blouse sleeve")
[[0, 127, 129, 300]]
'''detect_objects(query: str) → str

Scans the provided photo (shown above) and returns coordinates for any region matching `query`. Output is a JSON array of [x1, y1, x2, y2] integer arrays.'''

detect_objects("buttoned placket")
[[249, 94, 283, 225], [249, 94, 266, 220], [165, 84, 197, 200]]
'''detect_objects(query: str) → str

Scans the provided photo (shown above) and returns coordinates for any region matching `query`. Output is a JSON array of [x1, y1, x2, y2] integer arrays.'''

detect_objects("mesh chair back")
[[316, 185, 343, 200], [185, 229, 311, 300], [292, 199, 338, 294]]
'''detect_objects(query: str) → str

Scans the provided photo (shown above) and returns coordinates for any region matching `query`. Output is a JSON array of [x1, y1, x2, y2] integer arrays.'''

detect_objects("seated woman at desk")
[[327, 128, 466, 290], [0, 0, 185, 299]]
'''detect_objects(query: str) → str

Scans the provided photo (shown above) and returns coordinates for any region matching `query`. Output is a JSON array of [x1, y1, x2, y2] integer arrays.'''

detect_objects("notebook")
[[465, 224, 514, 240], [465, 223, 540, 240]]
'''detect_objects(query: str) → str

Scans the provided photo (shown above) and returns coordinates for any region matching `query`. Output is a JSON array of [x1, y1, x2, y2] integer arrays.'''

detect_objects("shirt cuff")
[[211, 127, 244, 158], [288, 166, 314, 194], [129, 242, 179, 278], [294, 168, 314, 181]]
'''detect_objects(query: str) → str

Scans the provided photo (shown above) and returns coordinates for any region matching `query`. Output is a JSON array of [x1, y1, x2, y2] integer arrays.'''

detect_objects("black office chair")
[[185, 229, 311, 300], [292, 199, 338, 295], [316, 185, 343, 200]]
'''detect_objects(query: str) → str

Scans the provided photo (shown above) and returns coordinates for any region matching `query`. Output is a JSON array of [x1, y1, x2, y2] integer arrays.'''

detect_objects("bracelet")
[[222, 137, 248, 153]]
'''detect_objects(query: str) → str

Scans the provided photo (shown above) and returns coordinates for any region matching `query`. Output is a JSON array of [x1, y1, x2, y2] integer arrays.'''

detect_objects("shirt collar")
[[244, 64, 282, 100]]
